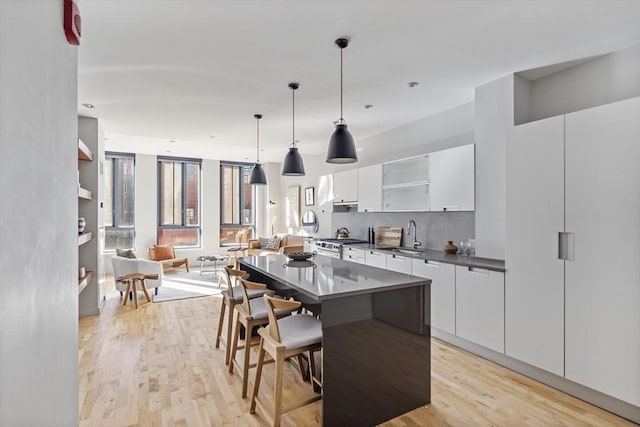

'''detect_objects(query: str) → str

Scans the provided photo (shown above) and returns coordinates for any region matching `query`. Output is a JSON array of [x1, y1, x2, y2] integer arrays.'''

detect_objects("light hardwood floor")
[[79, 279, 636, 426]]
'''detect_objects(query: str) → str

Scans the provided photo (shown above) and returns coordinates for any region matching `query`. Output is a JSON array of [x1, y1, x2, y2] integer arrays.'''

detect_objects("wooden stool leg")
[[273, 353, 284, 427], [132, 280, 139, 309], [140, 278, 152, 303], [241, 321, 253, 398], [122, 281, 131, 306], [250, 338, 266, 414], [215, 299, 226, 349], [229, 318, 241, 374], [225, 303, 235, 365]]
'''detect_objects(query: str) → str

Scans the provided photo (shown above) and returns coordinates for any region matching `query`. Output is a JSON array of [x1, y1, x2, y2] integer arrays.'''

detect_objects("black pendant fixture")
[[249, 114, 267, 185], [282, 82, 306, 176], [327, 37, 358, 164]]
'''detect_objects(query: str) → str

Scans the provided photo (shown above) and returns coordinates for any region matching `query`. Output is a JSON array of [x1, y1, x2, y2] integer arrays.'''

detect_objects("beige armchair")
[[111, 256, 163, 296], [247, 234, 304, 256]]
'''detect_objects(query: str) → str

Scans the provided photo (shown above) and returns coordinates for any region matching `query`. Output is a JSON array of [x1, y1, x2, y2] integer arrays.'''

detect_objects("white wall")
[[526, 43, 640, 122], [0, 1, 79, 425], [474, 75, 514, 260]]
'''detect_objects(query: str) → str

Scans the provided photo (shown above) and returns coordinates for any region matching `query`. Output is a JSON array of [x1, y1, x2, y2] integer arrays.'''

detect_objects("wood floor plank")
[[78, 279, 636, 426]]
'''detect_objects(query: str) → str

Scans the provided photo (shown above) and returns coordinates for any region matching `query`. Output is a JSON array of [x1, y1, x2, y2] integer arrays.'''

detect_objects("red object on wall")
[[64, 0, 81, 45]]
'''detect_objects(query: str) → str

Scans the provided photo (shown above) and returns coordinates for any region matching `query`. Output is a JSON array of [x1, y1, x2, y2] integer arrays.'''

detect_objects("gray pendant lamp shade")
[[327, 37, 358, 164], [250, 114, 267, 185], [282, 82, 306, 176]]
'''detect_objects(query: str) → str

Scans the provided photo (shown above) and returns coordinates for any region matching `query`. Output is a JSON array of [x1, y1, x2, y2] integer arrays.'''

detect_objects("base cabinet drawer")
[[343, 253, 366, 264], [455, 266, 504, 353], [365, 250, 387, 269], [386, 253, 412, 274], [412, 259, 455, 335]]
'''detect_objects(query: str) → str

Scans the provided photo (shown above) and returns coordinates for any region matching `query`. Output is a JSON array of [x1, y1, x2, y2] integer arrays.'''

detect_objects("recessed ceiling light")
[[82, 103, 94, 108], [169, 139, 176, 143], [209, 135, 215, 139], [104, 137, 109, 141], [260, 149, 265, 152], [364, 104, 373, 109], [166, 150, 171, 153], [407, 82, 419, 88]]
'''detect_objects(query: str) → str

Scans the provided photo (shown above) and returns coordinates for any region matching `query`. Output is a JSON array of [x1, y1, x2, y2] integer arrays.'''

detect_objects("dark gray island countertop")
[[238, 253, 429, 301]]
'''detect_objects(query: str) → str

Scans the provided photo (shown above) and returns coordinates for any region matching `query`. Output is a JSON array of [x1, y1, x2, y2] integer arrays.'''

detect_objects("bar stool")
[[250, 295, 322, 427], [229, 279, 298, 397], [215, 267, 269, 366], [291, 292, 322, 318]]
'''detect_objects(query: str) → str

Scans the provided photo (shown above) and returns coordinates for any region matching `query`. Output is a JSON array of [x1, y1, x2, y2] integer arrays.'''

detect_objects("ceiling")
[[78, 0, 640, 163]]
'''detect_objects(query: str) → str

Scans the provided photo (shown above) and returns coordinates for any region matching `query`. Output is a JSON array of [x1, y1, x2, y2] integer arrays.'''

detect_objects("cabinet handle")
[[425, 260, 439, 267], [392, 255, 405, 260], [443, 205, 459, 211], [369, 251, 381, 257], [468, 267, 489, 275], [558, 232, 576, 261]]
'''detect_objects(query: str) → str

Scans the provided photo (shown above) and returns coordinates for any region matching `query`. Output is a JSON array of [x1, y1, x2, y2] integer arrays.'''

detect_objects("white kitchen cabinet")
[[357, 165, 382, 212], [385, 253, 412, 274], [505, 115, 565, 376], [342, 246, 366, 265], [505, 96, 640, 406], [430, 144, 475, 212], [382, 154, 430, 212], [333, 169, 358, 204], [412, 259, 456, 335], [317, 174, 334, 213], [365, 249, 387, 269], [456, 266, 504, 353], [564, 97, 640, 406]]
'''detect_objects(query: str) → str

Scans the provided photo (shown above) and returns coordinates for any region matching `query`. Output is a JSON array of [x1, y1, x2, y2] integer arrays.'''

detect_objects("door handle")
[[558, 232, 576, 261]]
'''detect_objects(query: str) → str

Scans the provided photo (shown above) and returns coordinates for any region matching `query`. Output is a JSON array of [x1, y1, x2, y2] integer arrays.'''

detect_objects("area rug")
[[153, 270, 224, 302]]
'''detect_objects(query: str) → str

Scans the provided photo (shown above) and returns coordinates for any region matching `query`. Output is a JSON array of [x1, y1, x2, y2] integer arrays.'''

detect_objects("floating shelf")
[[78, 271, 93, 294], [78, 232, 92, 246], [78, 138, 93, 161], [78, 187, 93, 200]]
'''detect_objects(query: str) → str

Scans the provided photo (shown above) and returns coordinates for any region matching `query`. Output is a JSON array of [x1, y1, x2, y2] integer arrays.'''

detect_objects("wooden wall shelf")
[[78, 232, 92, 246], [78, 139, 93, 161], [78, 187, 93, 200], [78, 271, 93, 294]]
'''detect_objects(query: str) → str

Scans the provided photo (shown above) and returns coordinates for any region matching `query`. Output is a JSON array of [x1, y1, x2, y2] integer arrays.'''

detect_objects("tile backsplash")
[[331, 211, 475, 251]]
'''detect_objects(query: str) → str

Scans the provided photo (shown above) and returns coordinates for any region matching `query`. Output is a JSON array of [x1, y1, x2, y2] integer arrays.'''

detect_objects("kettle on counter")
[[336, 227, 350, 239]]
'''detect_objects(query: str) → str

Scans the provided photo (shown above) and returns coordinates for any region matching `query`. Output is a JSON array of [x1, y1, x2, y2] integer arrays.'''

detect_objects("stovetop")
[[316, 238, 368, 245]]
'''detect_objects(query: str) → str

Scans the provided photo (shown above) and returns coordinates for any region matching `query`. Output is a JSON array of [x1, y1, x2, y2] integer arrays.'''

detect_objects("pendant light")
[[326, 37, 358, 164], [249, 114, 267, 185], [282, 82, 306, 176]]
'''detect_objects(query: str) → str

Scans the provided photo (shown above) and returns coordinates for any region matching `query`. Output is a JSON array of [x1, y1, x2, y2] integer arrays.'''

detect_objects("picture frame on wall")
[[305, 186, 314, 206]]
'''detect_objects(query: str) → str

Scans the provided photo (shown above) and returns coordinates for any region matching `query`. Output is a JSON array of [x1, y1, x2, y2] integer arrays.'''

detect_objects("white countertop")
[[238, 254, 429, 301]]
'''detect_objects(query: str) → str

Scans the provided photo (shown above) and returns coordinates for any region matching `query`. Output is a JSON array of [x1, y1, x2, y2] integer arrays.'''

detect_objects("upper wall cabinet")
[[357, 165, 382, 212], [333, 169, 358, 204], [430, 144, 475, 212], [382, 154, 430, 212]]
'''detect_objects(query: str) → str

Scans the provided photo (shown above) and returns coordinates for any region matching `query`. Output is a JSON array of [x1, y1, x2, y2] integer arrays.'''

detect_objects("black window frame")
[[219, 161, 255, 246], [104, 151, 136, 251], [157, 156, 202, 248]]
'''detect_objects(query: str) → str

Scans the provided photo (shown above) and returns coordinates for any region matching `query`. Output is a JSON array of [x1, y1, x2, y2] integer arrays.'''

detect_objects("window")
[[220, 162, 255, 245], [158, 157, 201, 247], [104, 152, 135, 250]]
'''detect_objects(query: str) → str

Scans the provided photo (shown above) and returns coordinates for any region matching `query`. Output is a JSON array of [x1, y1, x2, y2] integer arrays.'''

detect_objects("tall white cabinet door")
[[505, 116, 565, 376], [357, 165, 382, 212], [565, 97, 640, 406], [430, 144, 475, 211], [412, 259, 456, 335]]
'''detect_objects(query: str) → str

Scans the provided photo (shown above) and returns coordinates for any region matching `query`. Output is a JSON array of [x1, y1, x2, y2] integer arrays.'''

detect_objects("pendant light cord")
[[340, 46, 344, 123], [292, 86, 296, 146], [256, 117, 260, 162]]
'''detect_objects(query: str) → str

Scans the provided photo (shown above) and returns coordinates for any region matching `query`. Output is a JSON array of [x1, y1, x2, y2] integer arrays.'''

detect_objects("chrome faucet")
[[407, 219, 422, 250]]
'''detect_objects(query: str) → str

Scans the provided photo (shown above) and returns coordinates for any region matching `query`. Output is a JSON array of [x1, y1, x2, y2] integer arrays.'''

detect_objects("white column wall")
[[474, 75, 514, 259], [0, 1, 79, 425]]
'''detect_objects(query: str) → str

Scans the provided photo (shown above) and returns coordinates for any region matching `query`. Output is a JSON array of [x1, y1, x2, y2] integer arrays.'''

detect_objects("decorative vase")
[[78, 217, 86, 234], [443, 240, 458, 254]]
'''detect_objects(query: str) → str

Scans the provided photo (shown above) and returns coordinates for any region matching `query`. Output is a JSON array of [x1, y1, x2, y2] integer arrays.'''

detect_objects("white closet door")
[[505, 116, 565, 376], [565, 96, 640, 406]]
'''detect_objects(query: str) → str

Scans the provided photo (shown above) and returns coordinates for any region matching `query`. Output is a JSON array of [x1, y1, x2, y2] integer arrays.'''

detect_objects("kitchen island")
[[238, 254, 431, 427]]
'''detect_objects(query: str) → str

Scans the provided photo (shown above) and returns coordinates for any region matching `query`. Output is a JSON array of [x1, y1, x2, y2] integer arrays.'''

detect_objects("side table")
[[196, 255, 231, 277]]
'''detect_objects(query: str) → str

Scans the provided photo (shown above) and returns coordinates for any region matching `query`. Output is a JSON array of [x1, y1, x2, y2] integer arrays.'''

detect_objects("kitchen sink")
[[392, 248, 423, 256]]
